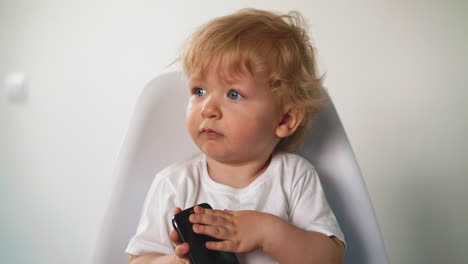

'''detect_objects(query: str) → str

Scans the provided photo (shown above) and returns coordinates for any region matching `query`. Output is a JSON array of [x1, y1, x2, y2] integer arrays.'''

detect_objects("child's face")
[[186, 64, 283, 164]]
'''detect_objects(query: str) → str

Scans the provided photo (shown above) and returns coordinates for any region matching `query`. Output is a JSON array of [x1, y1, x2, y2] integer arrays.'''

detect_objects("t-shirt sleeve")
[[125, 174, 177, 256], [289, 168, 345, 245]]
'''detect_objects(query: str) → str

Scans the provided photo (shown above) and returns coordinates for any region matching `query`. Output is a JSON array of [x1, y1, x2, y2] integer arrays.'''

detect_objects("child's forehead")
[[191, 72, 244, 84], [190, 66, 254, 85], [191, 57, 267, 84]]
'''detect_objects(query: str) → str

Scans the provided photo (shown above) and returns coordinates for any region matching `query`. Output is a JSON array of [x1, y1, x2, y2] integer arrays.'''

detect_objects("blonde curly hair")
[[181, 8, 327, 152]]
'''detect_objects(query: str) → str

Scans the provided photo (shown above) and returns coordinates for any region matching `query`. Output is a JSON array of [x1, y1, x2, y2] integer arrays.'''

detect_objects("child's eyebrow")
[[189, 79, 204, 87], [188, 83, 201, 90]]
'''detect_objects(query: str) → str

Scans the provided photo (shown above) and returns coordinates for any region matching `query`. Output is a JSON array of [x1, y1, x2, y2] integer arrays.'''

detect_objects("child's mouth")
[[201, 128, 222, 136]]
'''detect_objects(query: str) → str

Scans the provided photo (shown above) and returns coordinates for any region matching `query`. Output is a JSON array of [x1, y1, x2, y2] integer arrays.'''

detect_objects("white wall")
[[1, 0, 466, 263]]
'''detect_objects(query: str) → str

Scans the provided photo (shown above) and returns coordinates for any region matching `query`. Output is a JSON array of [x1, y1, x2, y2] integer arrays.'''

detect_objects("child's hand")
[[170, 207, 191, 264], [189, 206, 270, 254]]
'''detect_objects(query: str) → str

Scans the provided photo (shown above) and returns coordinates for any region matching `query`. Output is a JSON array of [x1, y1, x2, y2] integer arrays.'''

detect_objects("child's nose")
[[201, 96, 222, 119]]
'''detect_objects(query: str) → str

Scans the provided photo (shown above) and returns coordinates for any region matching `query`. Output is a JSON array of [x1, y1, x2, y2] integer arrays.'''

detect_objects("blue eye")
[[227, 90, 243, 100], [194, 88, 206, 96]]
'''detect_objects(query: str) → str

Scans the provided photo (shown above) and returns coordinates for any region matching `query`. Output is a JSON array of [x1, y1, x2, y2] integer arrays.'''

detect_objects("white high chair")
[[91, 71, 389, 264]]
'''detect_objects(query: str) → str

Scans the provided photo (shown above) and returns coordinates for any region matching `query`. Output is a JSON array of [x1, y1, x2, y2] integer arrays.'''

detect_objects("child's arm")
[[128, 252, 174, 264], [261, 214, 345, 263], [128, 241, 190, 264], [128, 208, 191, 264], [127, 233, 190, 264], [190, 206, 345, 264]]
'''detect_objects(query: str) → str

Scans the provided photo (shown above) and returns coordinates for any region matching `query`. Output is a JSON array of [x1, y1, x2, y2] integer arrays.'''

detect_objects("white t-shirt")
[[126, 152, 345, 263]]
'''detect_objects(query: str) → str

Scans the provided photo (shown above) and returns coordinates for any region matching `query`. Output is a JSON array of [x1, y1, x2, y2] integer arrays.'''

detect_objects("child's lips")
[[200, 128, 222, 136]]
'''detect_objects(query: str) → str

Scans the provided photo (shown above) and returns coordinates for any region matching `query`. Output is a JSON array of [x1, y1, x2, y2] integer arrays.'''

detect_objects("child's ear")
[[275, 105, 305, 138]]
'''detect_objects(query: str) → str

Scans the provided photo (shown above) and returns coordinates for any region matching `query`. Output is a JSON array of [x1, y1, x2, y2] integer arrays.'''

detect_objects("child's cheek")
[[186, 107, 200, 138], [227, 118, 258, 145]]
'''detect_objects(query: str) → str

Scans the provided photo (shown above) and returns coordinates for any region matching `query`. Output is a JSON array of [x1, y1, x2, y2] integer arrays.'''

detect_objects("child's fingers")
[[172, 207, 183, 244], [172, 207, 190, 263], [189, 212, 230, 227], [194, 205, 223, 215], [193, 223, 231, 240], [174, 207, 182, 214], [170, 229, 182, 245], [194, 206, 233, 219], [206, 240, 236, 252], [175, 242, 190, 258], [192, 207, 232, 226]]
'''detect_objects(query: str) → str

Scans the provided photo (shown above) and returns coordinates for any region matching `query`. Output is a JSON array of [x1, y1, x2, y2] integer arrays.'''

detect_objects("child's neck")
[[206, 153, 273, 189]]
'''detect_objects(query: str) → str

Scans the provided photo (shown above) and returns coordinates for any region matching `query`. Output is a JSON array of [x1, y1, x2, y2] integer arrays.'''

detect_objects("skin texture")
[[185, 63, 286, 188], [189, 206, 345, 263]]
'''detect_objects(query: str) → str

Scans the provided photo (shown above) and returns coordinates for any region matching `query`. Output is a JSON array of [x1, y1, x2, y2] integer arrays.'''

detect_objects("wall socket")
[[5, 72, 28, 103]]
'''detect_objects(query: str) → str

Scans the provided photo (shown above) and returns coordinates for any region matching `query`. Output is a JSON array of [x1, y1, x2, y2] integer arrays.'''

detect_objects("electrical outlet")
[[5, 72, 28, 103]]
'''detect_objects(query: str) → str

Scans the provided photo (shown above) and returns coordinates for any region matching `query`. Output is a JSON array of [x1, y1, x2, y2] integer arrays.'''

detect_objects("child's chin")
[[203, 150, 227, 160], [203, 150, 237, 163]]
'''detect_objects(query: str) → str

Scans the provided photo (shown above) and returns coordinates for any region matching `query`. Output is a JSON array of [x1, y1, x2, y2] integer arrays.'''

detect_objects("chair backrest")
[[91, 71, 389, 264]]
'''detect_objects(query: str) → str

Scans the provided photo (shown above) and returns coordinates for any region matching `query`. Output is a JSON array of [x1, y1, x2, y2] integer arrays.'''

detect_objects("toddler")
[[127, 8, 345, 264]]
